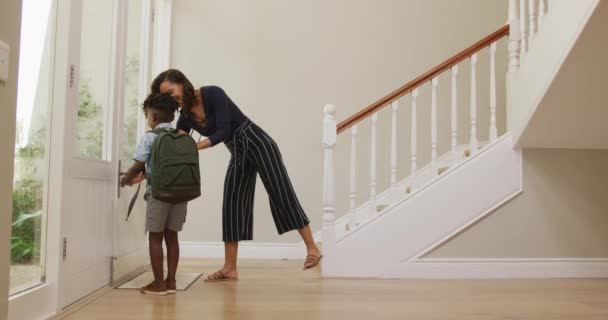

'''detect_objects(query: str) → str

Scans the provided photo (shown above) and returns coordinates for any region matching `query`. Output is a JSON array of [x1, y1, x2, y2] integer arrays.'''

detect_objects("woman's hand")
[[197, 139, 212, 150], [180, 130, 210, 150]]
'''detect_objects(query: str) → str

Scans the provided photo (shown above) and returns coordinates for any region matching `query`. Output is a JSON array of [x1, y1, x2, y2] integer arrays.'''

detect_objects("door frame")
[[111, 0, 156, 282], [8, 0, 174, 317], [151, 0, 172, 77], [8, 0, 77, 317]]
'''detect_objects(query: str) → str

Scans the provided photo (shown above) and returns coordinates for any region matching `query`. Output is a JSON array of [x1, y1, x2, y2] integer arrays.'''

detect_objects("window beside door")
[[10, 0, 56, 295], [75, 0, 115, 161], [121, 0, 145, 170]]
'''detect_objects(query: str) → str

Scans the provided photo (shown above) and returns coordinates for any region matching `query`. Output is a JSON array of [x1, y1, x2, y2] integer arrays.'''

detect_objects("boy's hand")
[[120, 175, 131, 187], [131, 172, 146, 184], [121, 161, 146, 187]]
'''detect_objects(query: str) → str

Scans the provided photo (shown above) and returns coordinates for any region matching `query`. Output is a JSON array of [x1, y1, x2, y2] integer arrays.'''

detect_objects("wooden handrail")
[[337, 24, 510, 134]]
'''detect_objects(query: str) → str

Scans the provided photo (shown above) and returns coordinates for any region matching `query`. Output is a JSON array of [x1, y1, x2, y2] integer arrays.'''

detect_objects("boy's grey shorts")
[[145, 195, 187, 233]]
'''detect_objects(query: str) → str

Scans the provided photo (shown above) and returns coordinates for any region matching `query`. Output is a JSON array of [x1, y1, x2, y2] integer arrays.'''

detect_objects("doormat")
[[117, 272, 203, 291]]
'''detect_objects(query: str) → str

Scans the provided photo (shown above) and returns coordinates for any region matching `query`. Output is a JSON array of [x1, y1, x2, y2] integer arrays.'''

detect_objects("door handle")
[[118, 160, 122, 198]]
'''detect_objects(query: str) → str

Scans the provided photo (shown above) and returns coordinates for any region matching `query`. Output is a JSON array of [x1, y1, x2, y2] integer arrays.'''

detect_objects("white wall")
[[171, 0, 508, 243], [0, 0, 22, 318], [427, 149, 608, 258]]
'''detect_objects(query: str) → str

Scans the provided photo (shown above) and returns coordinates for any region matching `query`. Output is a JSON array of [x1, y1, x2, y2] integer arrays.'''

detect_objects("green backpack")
[[148, 127, 201, 203]]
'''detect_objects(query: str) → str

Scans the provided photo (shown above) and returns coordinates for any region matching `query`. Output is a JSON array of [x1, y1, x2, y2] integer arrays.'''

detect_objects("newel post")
[[322, 104, 337, 276]]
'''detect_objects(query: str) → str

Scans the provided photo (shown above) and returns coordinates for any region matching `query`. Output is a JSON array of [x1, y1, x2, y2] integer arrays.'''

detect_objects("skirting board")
[[180, 243, 608, 279], [180, 241, 305, 260], [382, 258, 608, 279]]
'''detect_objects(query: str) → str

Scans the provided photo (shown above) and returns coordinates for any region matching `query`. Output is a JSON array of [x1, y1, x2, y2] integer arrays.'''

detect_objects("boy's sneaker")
[[140, 281, 167, 296], [166, 280, 177, 294]]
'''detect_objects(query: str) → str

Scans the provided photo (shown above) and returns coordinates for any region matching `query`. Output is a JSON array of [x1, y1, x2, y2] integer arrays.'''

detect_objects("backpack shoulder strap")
[[150, 127, 175, 135], [125, 183, 141, 221]]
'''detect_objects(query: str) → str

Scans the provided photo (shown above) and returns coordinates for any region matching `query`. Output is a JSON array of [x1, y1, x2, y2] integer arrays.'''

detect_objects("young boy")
[[121, 94, 186, 295]]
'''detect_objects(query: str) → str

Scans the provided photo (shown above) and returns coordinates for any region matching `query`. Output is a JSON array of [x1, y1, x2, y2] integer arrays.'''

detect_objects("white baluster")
[[529, 0, 537, 45], [509, 0, 522, 73], [410, 89, 419, 189], [322, 104, 337, 274], [451, 66, 459, 159], [538, 0, 546, 30], [490, 43, 498, 142], [369, 113, 378, 217], [520, 0, 528, 55], [470, 53, 479, 155], [390, 100, 399, 201], [431, 77, 439, 175], [348, 125, 358, 228]]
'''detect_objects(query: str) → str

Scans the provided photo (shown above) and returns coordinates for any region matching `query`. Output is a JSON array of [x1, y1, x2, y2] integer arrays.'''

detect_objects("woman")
[[151, 69, 322, 281]]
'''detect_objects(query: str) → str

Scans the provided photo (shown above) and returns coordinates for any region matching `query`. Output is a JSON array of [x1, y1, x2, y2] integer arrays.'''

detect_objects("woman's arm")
[[206, 87, 233, 146], [177, 113, 212, 150], [197, 139, 212, 150], [176, 113, 191, 135], [178, 117, 211, 150]]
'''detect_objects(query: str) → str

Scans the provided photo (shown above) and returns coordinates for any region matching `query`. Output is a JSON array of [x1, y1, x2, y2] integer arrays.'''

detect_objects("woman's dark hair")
[[150, 69, 197, 113], [142, 93, 179, 123]]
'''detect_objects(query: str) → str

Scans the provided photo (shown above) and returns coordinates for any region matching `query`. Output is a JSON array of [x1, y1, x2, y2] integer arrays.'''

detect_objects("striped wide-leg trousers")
[[222, 121, 310, 242]]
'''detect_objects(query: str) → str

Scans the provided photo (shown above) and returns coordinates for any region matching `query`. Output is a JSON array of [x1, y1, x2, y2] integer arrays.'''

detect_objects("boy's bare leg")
[[148, 232, 166, 286], [164, 230, 179, 282]]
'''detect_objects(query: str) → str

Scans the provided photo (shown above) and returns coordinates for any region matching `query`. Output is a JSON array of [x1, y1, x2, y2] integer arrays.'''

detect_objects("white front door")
[[57, 0, 123, 308], [57, 0, 162, 308]]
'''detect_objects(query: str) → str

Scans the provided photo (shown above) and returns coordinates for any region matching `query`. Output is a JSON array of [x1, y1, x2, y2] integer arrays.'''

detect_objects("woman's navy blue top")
[[176, 86, 248, 146]]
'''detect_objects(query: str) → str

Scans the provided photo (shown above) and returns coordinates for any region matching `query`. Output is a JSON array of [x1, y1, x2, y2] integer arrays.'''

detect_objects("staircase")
[[319, 0, 603, 279]]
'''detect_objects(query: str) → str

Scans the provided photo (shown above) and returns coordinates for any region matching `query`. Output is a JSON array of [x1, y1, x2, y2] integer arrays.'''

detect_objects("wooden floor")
[[61, 259, 608, 320]]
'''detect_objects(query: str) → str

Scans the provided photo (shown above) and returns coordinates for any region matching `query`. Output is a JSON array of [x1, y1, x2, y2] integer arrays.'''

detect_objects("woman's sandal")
[[204, 270, 238, 282], [303, 254, 323, 270]]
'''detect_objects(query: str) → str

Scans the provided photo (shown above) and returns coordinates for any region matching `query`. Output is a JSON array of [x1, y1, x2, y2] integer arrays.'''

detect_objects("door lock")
[[118, 160, 125, 198]]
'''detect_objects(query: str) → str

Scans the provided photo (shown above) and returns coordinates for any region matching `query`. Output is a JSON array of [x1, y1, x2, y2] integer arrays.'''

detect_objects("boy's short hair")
[[143, 93, 179, 123]]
